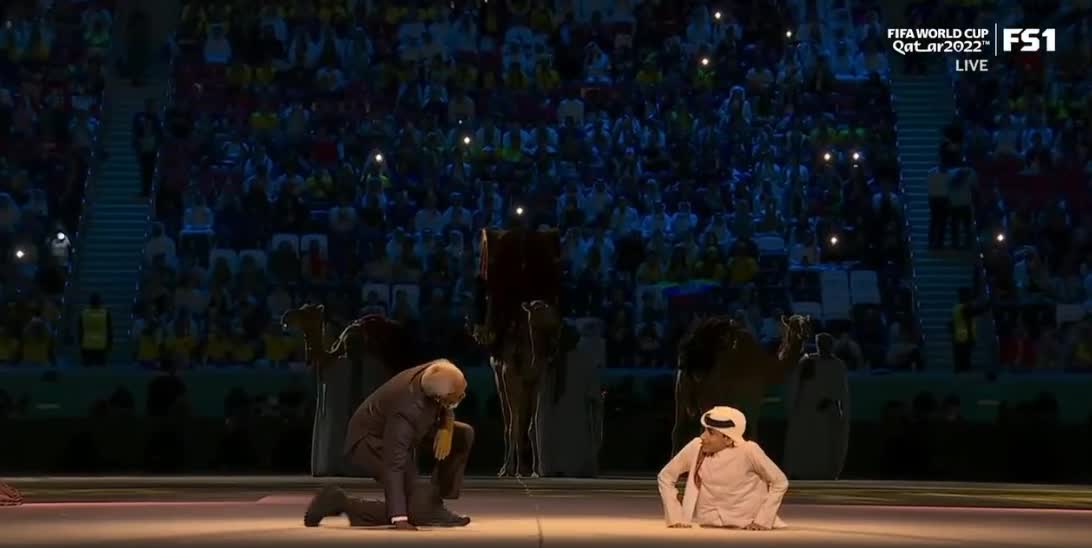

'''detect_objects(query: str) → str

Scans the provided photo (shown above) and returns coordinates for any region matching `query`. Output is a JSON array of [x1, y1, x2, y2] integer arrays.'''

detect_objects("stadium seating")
[[949, 2, 1091, 371], [132, 0, 915, 370], [0, 0, 112, 366]]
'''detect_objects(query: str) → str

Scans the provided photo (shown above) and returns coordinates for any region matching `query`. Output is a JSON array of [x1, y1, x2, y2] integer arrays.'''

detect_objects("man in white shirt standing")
[[658, 406, 788, 530]]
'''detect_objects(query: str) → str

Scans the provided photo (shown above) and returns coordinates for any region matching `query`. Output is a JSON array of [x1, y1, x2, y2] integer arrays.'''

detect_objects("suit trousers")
[[343, 422, 474, 525]]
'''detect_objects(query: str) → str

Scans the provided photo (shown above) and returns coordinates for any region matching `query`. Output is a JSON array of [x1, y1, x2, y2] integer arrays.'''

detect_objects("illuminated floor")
[[3, 479, 1092, 547]]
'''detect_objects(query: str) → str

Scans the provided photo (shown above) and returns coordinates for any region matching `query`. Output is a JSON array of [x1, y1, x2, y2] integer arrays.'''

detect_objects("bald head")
[[421, 360, 467, 409]]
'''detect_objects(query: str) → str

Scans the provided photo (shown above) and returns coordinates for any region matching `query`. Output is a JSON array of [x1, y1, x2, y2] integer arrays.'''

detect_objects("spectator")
[[726, 247, 758, 287], [947, 168, 974, 250], [21, 317, 55, 367], [203, 323, 230, 366], [584, 42, 611, 83], [854, 41, 889, 80], [144, 223, 176, 266], [951, 287, 988, 373], [834, 331, 865, 371], [665, 245, 692, 282], [183, 194, 214, 231], [927, 165, 951, 249], [141, 0, 914, 370], [886, 323, 921, 370], [84, 14, 112, 56], [1067, 324, 1092, 372], [0, 193, 20, 236], [133, 99, 162, 197], [636, 321, 663, 367], [229, 327, 257, 366], [261, 323, 300, 367], [133, 315, 163, 367], [694, 245, 727, 281], [78, 293, 112, 367], [636, 251, 665, 284], [204, 24, 233, 64], [163, 318, 197, 369]]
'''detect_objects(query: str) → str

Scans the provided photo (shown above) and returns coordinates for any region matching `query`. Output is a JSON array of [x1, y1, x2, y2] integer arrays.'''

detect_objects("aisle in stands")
[[0, 0, 112, 366], [943, 0, 1091, 371], [127, 0, 918, 371]]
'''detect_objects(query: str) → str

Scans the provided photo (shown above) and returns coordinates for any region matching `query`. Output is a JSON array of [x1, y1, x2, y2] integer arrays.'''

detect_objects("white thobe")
[[658, 438, 788, 529]]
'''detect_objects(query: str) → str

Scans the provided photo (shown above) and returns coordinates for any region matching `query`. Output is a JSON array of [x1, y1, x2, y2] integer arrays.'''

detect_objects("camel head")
[[779, 314, 814, 353], [282, 303, 330, 368], [677, 315, 743, 374], [328, 315, 417, 373]]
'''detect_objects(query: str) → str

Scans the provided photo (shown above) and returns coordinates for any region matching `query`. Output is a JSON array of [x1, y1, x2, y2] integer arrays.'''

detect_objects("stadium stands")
[[948, 1, 1091, 371], [0, 0, 111, 366], [133, 0, 915, 370]]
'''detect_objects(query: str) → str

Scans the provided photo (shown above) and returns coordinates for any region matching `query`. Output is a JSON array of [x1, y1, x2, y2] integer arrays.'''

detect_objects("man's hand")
[[433, 427, 453, 460], [668, 523, 691, 529], [393, 521, 417, 531], [743, 522, 770, 531], [434, 413, 454, 461]]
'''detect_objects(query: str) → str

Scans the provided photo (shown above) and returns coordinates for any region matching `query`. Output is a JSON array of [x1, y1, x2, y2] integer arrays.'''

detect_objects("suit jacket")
[[343, 363, 443, 517]]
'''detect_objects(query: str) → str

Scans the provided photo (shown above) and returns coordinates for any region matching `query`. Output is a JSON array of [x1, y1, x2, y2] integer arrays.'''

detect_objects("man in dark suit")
[[304, 360, 474, 529]]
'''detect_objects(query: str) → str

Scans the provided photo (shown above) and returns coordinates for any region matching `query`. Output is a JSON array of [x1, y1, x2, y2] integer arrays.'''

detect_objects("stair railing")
[[127, 51, 177, 354], [60, 80, 109, 351], [62, 6, 122, 360], [947, 67, 1002, 375], [889, 75, 927, 371]]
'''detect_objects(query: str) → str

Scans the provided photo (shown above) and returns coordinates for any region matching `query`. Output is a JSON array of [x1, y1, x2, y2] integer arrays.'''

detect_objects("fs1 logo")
[[1001, 28, 1056, 52]]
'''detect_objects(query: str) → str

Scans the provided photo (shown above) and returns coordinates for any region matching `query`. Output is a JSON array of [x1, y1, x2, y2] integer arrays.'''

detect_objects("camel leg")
[[493, 359, 514, 477], [505, 371, 530, 478], [672, 370, 694, 454], [528, 372, 543, 478]]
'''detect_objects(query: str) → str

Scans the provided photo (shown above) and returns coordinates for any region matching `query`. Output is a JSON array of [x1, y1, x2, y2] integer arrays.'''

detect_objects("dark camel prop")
[[673, 314, 813, 451], [282, 304, 416, 377]]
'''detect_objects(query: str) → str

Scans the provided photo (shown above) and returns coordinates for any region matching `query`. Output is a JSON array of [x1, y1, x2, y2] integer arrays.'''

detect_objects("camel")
[[474, 227, 564, 477], [281, 304, 417, 377], [483, 300, 564, 477], [283, 304, 420, 476], [672, 314, 813, 452]]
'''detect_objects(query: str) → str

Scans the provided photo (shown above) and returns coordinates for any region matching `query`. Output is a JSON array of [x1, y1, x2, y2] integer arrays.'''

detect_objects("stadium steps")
[[892, 68, 997, 372], [68, 78, 167, 365]]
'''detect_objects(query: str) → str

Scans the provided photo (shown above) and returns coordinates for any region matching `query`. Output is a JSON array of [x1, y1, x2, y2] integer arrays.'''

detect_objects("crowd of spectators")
[[943, 0, 1092, 371], [133, 0, 916, 371], [0, 0, 111, 366]]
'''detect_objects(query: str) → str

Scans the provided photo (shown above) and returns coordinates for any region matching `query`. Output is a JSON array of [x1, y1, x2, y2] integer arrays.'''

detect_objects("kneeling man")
[[658, 406, 788, 530], [305, 359, 474, 529]]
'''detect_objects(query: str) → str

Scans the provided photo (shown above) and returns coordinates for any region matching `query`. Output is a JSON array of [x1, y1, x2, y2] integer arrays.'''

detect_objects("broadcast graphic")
[[887, 26, 1056, 72]]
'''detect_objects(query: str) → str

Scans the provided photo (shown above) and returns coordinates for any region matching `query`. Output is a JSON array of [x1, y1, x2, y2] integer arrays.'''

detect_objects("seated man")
[[304, 360, 473, 529], [658, 406, 788, 530]]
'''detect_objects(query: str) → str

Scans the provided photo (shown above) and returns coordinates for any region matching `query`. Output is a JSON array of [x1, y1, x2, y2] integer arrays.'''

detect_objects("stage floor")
[[3, 477, 1092, 547]]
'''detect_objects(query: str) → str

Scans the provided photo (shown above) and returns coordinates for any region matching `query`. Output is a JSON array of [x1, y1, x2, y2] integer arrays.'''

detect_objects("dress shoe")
[[422, 504, 471, 527], [304, 486, 347, 527]]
